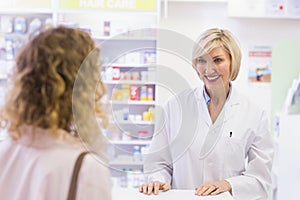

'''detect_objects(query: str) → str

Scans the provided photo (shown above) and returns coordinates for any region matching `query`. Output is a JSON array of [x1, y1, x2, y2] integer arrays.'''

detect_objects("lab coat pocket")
[[223, 136, 245, 173]]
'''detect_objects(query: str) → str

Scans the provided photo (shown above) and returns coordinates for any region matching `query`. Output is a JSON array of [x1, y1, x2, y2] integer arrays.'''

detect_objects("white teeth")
[[206, 75, 220, 81]]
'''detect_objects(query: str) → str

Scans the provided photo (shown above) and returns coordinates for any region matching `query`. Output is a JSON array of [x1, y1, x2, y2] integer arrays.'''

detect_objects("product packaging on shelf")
[[142, 111, 150, 121], [28, 18, 42, 34], [138, 130, 148, 140], [147, 86, 154, 101], [112, 66, 120, 80], [133, 146, 142, 162], [130, 85, 139, 100], [144, 50, 156, 64], [123, 108, 129, 121], [0, 16, 13, 33], [5, 38, 14, 60], [14, 17, 27, 34], [140, 85, 147, 100], [103, 21, 110, 36], [130, 71, 140, 80], [148, 107, 155, 121]]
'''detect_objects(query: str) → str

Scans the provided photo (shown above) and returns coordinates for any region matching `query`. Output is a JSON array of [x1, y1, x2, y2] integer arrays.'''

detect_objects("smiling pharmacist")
[[139, 28, 274, 200]]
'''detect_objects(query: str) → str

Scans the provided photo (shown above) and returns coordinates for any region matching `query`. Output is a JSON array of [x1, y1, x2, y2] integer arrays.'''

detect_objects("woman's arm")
[[226, 110, 274, 200], [142, 102, 173, 193]]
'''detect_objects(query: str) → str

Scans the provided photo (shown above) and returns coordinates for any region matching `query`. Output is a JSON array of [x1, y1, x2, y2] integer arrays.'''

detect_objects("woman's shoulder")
[[75, 152, 112, 199], [76, 152, 112, 196], [231, 86, 266, 114], [80, 152, 110, 173]]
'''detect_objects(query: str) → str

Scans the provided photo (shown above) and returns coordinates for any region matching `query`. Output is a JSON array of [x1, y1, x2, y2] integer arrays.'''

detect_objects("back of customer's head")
[[1, 26, 107, 147]]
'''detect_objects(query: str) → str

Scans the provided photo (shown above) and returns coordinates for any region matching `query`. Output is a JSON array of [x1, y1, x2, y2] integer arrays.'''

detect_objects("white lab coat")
[[145, 85, 274, 200]]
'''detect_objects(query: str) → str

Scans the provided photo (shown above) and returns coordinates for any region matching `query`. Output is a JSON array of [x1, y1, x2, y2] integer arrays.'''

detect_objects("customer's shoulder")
[[80, 152, 110, 175]]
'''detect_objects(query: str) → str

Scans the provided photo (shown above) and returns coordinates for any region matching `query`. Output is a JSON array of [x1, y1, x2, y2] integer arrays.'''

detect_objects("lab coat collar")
[[194, 87, 211, 126], [194, 85, 241, 126], [223, 86, 241, 123], [202, 82, 233, 106]]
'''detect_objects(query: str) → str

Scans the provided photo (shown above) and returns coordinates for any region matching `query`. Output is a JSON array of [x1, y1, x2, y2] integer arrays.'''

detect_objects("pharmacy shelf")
[[168, 0, 227, 2], [110, 160, 143, 166], [104, 80, 155, 85], [110, 140, 151, 145], [94, 36, 156, 41], [111, 120, 154, 125], [103, 63, 156, 68], [0, 9, 53, 14], [110, 100, 155, 105], [56, 9, 158, 16]]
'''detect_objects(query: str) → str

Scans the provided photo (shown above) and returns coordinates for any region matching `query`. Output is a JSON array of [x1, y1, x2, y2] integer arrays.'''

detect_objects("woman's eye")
[[214, 58, 223, 63], [198, 58, 207, 64]]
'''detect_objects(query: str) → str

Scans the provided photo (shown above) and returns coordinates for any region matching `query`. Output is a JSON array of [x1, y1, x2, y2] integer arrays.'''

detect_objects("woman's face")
[[195, 47, 231, 93]]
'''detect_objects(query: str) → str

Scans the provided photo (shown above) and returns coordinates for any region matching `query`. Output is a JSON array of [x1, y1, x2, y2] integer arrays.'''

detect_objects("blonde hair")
[[1, 26, 107, 148], [192, 28, 242, 81]]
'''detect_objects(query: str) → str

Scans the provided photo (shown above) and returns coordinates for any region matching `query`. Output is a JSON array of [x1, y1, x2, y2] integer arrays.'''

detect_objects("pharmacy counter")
[[112, 188, 234, 200]]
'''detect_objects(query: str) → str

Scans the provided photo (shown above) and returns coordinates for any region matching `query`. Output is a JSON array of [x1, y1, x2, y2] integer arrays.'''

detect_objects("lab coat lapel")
[[196, 87, 211, 126], [200, 99, 211, 126], [199, 107, 225, 159], [224, 87, 241, 123], [198, 86, 241, 159]]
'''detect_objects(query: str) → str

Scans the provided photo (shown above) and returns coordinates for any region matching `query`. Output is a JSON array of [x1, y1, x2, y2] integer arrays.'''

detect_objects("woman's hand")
[[195, 180, 232, 196], [139, 181, 171, 195]]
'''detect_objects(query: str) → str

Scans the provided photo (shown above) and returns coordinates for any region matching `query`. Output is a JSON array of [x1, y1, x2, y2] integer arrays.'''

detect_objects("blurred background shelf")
[[110, 140, 151, 145]]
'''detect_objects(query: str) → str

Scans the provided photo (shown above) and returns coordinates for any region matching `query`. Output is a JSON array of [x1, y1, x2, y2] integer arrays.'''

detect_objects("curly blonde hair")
[[1, 26, 107, 146]]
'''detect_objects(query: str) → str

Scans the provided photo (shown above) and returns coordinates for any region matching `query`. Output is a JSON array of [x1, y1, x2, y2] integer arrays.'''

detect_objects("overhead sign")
[[14, 0, 52, 8], [0, 0, 52, 9], [59, 0, 157, 11], [0, 1, 12, 9]]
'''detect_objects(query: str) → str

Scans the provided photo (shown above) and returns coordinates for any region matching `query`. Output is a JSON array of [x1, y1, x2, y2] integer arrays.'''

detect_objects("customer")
[[139, 28, 274, 200], [0, 26, 111, 200]]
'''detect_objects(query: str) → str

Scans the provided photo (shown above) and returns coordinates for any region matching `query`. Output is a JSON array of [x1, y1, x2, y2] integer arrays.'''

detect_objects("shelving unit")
[[94, 20, 158, 187], [110, 160, 144, 166], [104, 80, 156, 85], [168, 0, 227, 2], [110, 100, 155, 105], [111, 121, 155, 125], [0, 0, 54, 121], [110, 140, 151, 145], [0, 1, 48, 141]]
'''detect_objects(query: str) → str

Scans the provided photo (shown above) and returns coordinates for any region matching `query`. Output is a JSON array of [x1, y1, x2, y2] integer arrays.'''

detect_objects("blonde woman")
[[140, 28, 274, 200], [0, 26, 111, 200]]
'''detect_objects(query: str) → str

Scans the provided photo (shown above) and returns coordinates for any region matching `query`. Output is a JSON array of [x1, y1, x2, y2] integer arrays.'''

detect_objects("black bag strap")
[[67, 151, 89, 200]]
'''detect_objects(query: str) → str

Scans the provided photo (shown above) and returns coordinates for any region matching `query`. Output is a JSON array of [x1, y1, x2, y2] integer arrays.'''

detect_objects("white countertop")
[[112, 188, 234, 200]]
